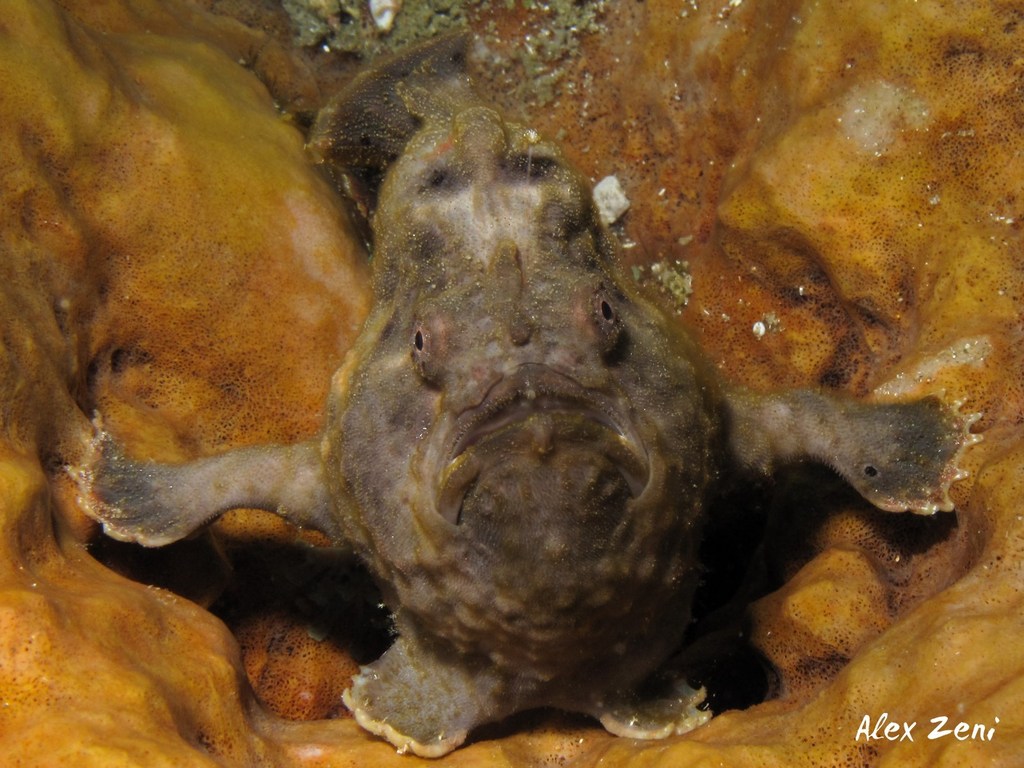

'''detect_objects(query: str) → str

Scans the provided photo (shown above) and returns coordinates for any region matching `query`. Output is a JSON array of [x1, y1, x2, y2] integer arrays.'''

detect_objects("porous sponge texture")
[[0, 0, 369, 764]]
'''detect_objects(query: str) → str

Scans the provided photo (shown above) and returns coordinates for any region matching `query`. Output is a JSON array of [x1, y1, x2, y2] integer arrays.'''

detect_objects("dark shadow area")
[[89, 526, 392, 720], [676, 476, 775, 713], [208, 539, 392, 666], [85, 459, 966, 728]]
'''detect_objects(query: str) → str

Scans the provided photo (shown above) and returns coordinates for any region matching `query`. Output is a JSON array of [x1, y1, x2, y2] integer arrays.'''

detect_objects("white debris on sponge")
[[593, 175, 630, 226], [369, 0, 402, 32]]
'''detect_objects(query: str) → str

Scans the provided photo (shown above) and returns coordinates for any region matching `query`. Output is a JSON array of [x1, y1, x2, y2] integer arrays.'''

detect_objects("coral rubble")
[[0, 0, 1021, 766]]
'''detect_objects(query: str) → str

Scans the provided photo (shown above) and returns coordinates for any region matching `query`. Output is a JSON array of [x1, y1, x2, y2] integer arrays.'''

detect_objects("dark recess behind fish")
[[308, 32, 476, 222]]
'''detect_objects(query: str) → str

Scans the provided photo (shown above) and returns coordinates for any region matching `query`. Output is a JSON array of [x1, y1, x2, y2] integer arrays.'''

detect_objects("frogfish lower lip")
[[436, 366, 649, 525], [448, 365, 634, 459]]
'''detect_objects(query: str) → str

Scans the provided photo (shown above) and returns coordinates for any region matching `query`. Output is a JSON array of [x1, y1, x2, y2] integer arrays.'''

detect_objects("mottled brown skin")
[[73, 35, 976, 758], [315, 57, 725, 750]]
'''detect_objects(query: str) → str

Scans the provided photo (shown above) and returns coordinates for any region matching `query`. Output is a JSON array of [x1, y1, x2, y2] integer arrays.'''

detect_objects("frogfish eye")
[[411, 322, 431, 378], [410, 316, 445, 382], [592, 287, 623, 355]]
